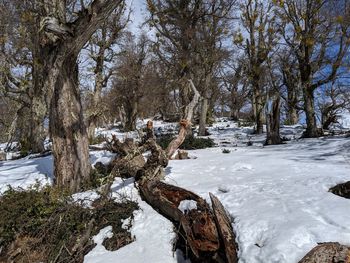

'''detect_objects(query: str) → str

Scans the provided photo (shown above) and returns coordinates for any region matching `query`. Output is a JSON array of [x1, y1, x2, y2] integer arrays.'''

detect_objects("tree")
[[36, 0, 126, 192], [318, 83, 350, 130], [279, 51, 302, 125], [111, 33, 150, 131], [147, 0, 234, 133], [86, 5, 129, 140], [275, 0, 350, 137], [237, 0, 277, 134], [0, 0, 47, 153]]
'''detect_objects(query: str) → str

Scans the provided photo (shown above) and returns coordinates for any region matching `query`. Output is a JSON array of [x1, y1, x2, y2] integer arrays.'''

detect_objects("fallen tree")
[[100, 80, 238, 262]]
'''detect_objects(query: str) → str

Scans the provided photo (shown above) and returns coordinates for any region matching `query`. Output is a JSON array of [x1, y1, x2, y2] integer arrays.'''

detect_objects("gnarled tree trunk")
[[40, 0, 125, 192], [265, 96, 282, 145], [104, 121, 238, 263], [50, 56, 91, 192], [303, 87, 318, 138]]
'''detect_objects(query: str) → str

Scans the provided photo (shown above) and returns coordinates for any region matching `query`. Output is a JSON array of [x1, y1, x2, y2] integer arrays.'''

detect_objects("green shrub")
[[89, 134, 106, 145], [157, 134, 215, 150], [0, 186, 138, 262], [222, 148, 231, 154]]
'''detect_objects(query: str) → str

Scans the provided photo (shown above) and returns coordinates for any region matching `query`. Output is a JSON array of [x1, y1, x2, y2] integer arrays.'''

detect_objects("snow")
[[165, 136, 350, 263], [85, 177, 177, 263], [1, 120, 350, 263], [178, 200, 197, 213]]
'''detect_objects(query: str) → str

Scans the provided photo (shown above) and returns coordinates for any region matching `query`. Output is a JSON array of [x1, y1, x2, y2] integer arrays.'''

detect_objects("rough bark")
[[199, 75, 211, 136], [166, 79, 200, 159], [210, 193, 238, 263], [124, 100, 138, 132], [252, 82, 264, 134], [199, 97, 209, 136], [303, 87, 319, 138], [40, 0, 124, 192], [265, 96, 282, 145], [298, 243, 350, 263], [50, 56, 91, 192]]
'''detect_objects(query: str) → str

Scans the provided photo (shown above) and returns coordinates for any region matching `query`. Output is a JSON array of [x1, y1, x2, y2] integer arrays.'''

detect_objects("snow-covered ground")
[[0, 120, 350, 263]]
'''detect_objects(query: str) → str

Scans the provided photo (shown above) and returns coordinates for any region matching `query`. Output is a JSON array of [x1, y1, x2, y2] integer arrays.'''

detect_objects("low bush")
[[157, 134, 215, 150], [0, 185, 138, 263]]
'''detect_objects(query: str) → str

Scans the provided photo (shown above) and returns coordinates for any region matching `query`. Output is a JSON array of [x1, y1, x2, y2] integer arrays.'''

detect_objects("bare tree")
[[85, 4, 129, 140], [276, 0, 350, 137], [111, 33, 150, 131], [318, 83, 350, 130], [237, 0, 277, 134]]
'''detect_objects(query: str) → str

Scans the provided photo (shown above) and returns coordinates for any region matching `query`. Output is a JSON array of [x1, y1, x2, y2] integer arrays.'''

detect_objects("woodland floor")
[[1, 119, 350, 263]]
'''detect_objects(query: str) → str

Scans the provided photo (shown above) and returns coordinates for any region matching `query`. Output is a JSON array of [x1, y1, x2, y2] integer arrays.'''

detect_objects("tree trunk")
[[124, 100, 138, 131], [253, 83, 264, 134], [230, 108, 239, 121], [49, 56, 91, 192], [29, 100, 47, 154], [303, 87, 318, 137], [265, 96, 282, 145], [287, 108, 299, 125], [199, 75, 210, 136], [198, 97, 208, 136]]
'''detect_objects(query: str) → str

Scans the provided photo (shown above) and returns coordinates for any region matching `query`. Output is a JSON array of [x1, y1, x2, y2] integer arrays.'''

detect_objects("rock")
[[298, 242, 350, 263]]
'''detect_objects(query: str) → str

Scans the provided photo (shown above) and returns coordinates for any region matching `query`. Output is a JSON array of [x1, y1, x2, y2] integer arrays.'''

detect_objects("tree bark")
[[50, 56, 91, 192], [198, 97, 209, 136], [124, 100, 138, 132], [287, 108, 299, 126], [40, 0, 124, 192], [303, 87, 319, 138], [253, 83, 264, 134], [265, 96, 282, 145]]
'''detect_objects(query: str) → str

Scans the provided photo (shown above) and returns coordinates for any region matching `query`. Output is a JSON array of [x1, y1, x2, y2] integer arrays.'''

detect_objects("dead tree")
[[103, 122, 238, 262], [100, 80, 237, 262], [166, 79, 200, 159]]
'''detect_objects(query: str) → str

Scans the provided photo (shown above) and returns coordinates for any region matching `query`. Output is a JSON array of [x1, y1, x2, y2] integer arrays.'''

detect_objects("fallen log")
[[102, 78, 237, 262], [210, 193, 238, 263], [103, 120, 238, 262]]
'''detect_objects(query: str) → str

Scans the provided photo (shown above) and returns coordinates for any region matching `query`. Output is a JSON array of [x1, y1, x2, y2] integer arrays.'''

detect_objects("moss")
[[0, 186, 138, 262]]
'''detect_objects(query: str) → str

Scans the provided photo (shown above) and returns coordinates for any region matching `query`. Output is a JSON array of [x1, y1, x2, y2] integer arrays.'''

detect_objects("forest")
[[0, 0, 350, 262]]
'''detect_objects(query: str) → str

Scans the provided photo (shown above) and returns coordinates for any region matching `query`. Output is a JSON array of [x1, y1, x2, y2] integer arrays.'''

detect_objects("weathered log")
[[210, 193, 238, 263], [138, 179, 221, 260], [298, 242, 350, 263], [104, 120, 237, 262]]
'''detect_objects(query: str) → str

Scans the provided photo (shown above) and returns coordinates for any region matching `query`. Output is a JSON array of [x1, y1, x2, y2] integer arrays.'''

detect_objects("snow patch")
[[178, 200, 197, 213]]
